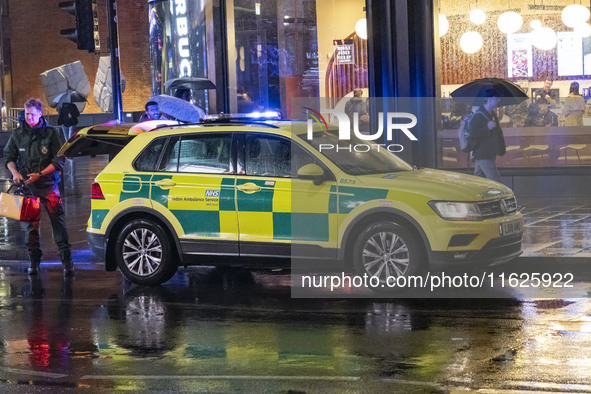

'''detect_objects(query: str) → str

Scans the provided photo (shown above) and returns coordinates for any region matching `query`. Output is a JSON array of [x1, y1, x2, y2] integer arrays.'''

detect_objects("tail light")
[[91, 182, 105, 200]]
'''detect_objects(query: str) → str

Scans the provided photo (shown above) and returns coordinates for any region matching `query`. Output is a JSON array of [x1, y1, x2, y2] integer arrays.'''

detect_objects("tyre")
[[352, 221, 425, 284], [115, 219, 177, 286]]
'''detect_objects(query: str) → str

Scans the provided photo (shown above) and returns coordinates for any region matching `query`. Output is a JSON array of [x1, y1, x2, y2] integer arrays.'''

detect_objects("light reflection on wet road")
[[0, 265, 590, 392]]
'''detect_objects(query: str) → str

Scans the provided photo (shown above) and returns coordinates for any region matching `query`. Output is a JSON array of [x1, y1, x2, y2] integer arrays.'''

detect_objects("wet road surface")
[[0, 156, 590, 391], [0, 264, 591, 392]]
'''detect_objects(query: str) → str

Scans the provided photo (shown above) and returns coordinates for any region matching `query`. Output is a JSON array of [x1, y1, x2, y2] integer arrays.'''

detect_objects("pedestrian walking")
[[470, 89, 506, 183], [57, 102, 80, 141], [3, 98, 74, 276]]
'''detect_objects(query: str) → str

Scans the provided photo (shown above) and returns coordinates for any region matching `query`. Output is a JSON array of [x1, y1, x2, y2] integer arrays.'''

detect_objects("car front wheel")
[[352, 221, 424, 284], [115, 219, 177, 286]]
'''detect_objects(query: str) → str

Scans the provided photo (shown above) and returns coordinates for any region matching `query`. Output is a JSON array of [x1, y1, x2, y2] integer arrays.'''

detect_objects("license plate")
[[500, 219, 523, 236]]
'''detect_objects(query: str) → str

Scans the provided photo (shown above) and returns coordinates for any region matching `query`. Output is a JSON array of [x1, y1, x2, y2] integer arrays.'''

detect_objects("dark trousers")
[[25, 186, 71, 266]]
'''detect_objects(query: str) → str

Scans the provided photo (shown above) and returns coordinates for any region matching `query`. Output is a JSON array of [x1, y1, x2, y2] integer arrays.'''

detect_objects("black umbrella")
[[164, 77, 216, 93], [450, 78, 528, 106], [51, 91, 88, 112]]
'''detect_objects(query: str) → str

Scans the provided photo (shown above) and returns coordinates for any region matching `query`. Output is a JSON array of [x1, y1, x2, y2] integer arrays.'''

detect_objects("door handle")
[[154, 179, 176, 189], [237, 182, 261, 194]]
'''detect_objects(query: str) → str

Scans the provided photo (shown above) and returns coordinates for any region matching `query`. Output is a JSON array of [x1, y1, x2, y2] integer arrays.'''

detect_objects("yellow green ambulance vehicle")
[[60, 119, 523, 285]]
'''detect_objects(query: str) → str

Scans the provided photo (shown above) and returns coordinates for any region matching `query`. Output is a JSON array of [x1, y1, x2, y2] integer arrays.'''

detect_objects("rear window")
[[134, 138, 168, 172]]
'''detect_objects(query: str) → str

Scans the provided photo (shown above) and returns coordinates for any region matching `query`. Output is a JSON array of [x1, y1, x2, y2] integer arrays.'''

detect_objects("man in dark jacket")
[[4, 98, 73, 276], [57, 102, 80, 142], [470, 89, 506, 183]]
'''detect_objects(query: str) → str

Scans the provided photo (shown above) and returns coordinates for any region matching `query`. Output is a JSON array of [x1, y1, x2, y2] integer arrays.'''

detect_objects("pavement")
[[0, 154, 587, 268]]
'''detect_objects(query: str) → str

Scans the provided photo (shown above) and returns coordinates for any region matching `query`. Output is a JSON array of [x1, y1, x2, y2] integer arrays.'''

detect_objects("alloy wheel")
[[122, 228, 163, 277], [362, 231, 410, 280]]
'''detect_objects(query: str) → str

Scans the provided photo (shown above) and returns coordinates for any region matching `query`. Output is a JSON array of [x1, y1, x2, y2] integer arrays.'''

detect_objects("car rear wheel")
[[352, 221, 424, 284], [115, 219, 177, 286]]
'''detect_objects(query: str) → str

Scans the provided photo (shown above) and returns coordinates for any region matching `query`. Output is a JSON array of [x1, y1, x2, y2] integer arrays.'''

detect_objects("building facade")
[[2, 0, 589, 194], [0, 0, 152, 116]]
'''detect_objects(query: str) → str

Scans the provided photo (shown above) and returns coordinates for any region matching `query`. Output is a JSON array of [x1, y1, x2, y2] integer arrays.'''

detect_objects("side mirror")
[[297, 163, 325, 185]]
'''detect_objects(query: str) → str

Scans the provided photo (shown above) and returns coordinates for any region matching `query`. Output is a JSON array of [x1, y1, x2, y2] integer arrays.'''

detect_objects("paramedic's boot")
[[28, 259, 40, 275], [60, 248, 74, 277]]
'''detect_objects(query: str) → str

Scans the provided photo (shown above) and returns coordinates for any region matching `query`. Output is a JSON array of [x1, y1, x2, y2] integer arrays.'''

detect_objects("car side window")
[[159, 134, 232, 174], [134, 138, 167, 172], [244, 134, 320, 178], [159, 137, 180, 172]]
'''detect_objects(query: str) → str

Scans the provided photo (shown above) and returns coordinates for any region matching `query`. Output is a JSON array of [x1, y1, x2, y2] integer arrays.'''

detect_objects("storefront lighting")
[[530, 19, 542, 30], [460, 31, 483, 53], [532, 27, 557, 50], [562, 4, 590, 28], [497, 11, 523, 34], [575, 22, 591, 38], [470, 9, 486, 25], [355, 18, 367, 40], [439, 14, 449, 37]]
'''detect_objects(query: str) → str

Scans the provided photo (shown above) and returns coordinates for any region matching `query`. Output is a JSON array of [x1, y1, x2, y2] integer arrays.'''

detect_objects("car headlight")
[[428, 201, 483, 221]]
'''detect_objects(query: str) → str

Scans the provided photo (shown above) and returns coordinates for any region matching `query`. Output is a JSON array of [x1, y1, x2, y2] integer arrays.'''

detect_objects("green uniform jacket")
[[3, 117, 66, 189]]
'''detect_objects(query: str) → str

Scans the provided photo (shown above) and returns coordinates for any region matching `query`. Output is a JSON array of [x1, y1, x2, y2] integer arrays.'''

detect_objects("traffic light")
[[59, 0, 95, 52]]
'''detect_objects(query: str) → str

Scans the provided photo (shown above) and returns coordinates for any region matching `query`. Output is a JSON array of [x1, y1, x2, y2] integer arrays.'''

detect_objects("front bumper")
[[430, 233, 523, 269]]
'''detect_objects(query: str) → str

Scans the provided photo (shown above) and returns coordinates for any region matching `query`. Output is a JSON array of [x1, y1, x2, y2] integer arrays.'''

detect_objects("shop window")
[[438, 0, 591, 169], [227, 0, 368, 118]]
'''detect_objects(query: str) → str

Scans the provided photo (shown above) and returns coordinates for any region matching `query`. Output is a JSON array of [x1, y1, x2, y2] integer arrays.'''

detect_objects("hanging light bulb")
[[470, 9, 486, 25], [562, 4, 590, 28], [575, 22, 591, 38], [497, 12, 523, 34], [355, 18, 367, 40], [460, 31, 483, 53], [532, 27, 557, 50], [530, 20, 542, 30], [439, 14, 449, 37]]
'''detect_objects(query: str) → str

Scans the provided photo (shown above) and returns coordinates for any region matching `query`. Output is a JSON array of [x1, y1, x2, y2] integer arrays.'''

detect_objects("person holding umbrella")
[[138, 101, 164, 122], [57, 102, 80, 142], [54, 91, 86, 141], [470, 89, 506, 183], [451, 78, 527, 184]]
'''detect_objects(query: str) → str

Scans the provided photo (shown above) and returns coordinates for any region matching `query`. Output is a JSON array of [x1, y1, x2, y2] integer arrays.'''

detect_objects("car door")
[[150, 132, 238, 256], [236, 132, 338, 259]]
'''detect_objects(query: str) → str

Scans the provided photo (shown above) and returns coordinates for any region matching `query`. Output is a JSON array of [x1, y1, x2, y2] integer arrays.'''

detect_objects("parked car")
[[59, 117, 523, 285]]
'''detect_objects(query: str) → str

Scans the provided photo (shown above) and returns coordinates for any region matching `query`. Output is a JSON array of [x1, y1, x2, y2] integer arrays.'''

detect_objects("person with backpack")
[[469, 89, 506, 183]]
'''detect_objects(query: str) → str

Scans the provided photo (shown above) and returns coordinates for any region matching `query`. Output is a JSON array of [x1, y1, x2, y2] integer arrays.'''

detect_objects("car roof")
[[59, 118, 323, 158]]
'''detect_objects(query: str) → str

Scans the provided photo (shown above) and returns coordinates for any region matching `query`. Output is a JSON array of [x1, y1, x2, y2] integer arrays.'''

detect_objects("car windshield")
[[299, 131, 413, 175]]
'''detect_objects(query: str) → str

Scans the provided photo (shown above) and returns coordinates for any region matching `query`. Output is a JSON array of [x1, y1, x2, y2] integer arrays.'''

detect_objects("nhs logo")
[[205, 190, 220, 197]]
